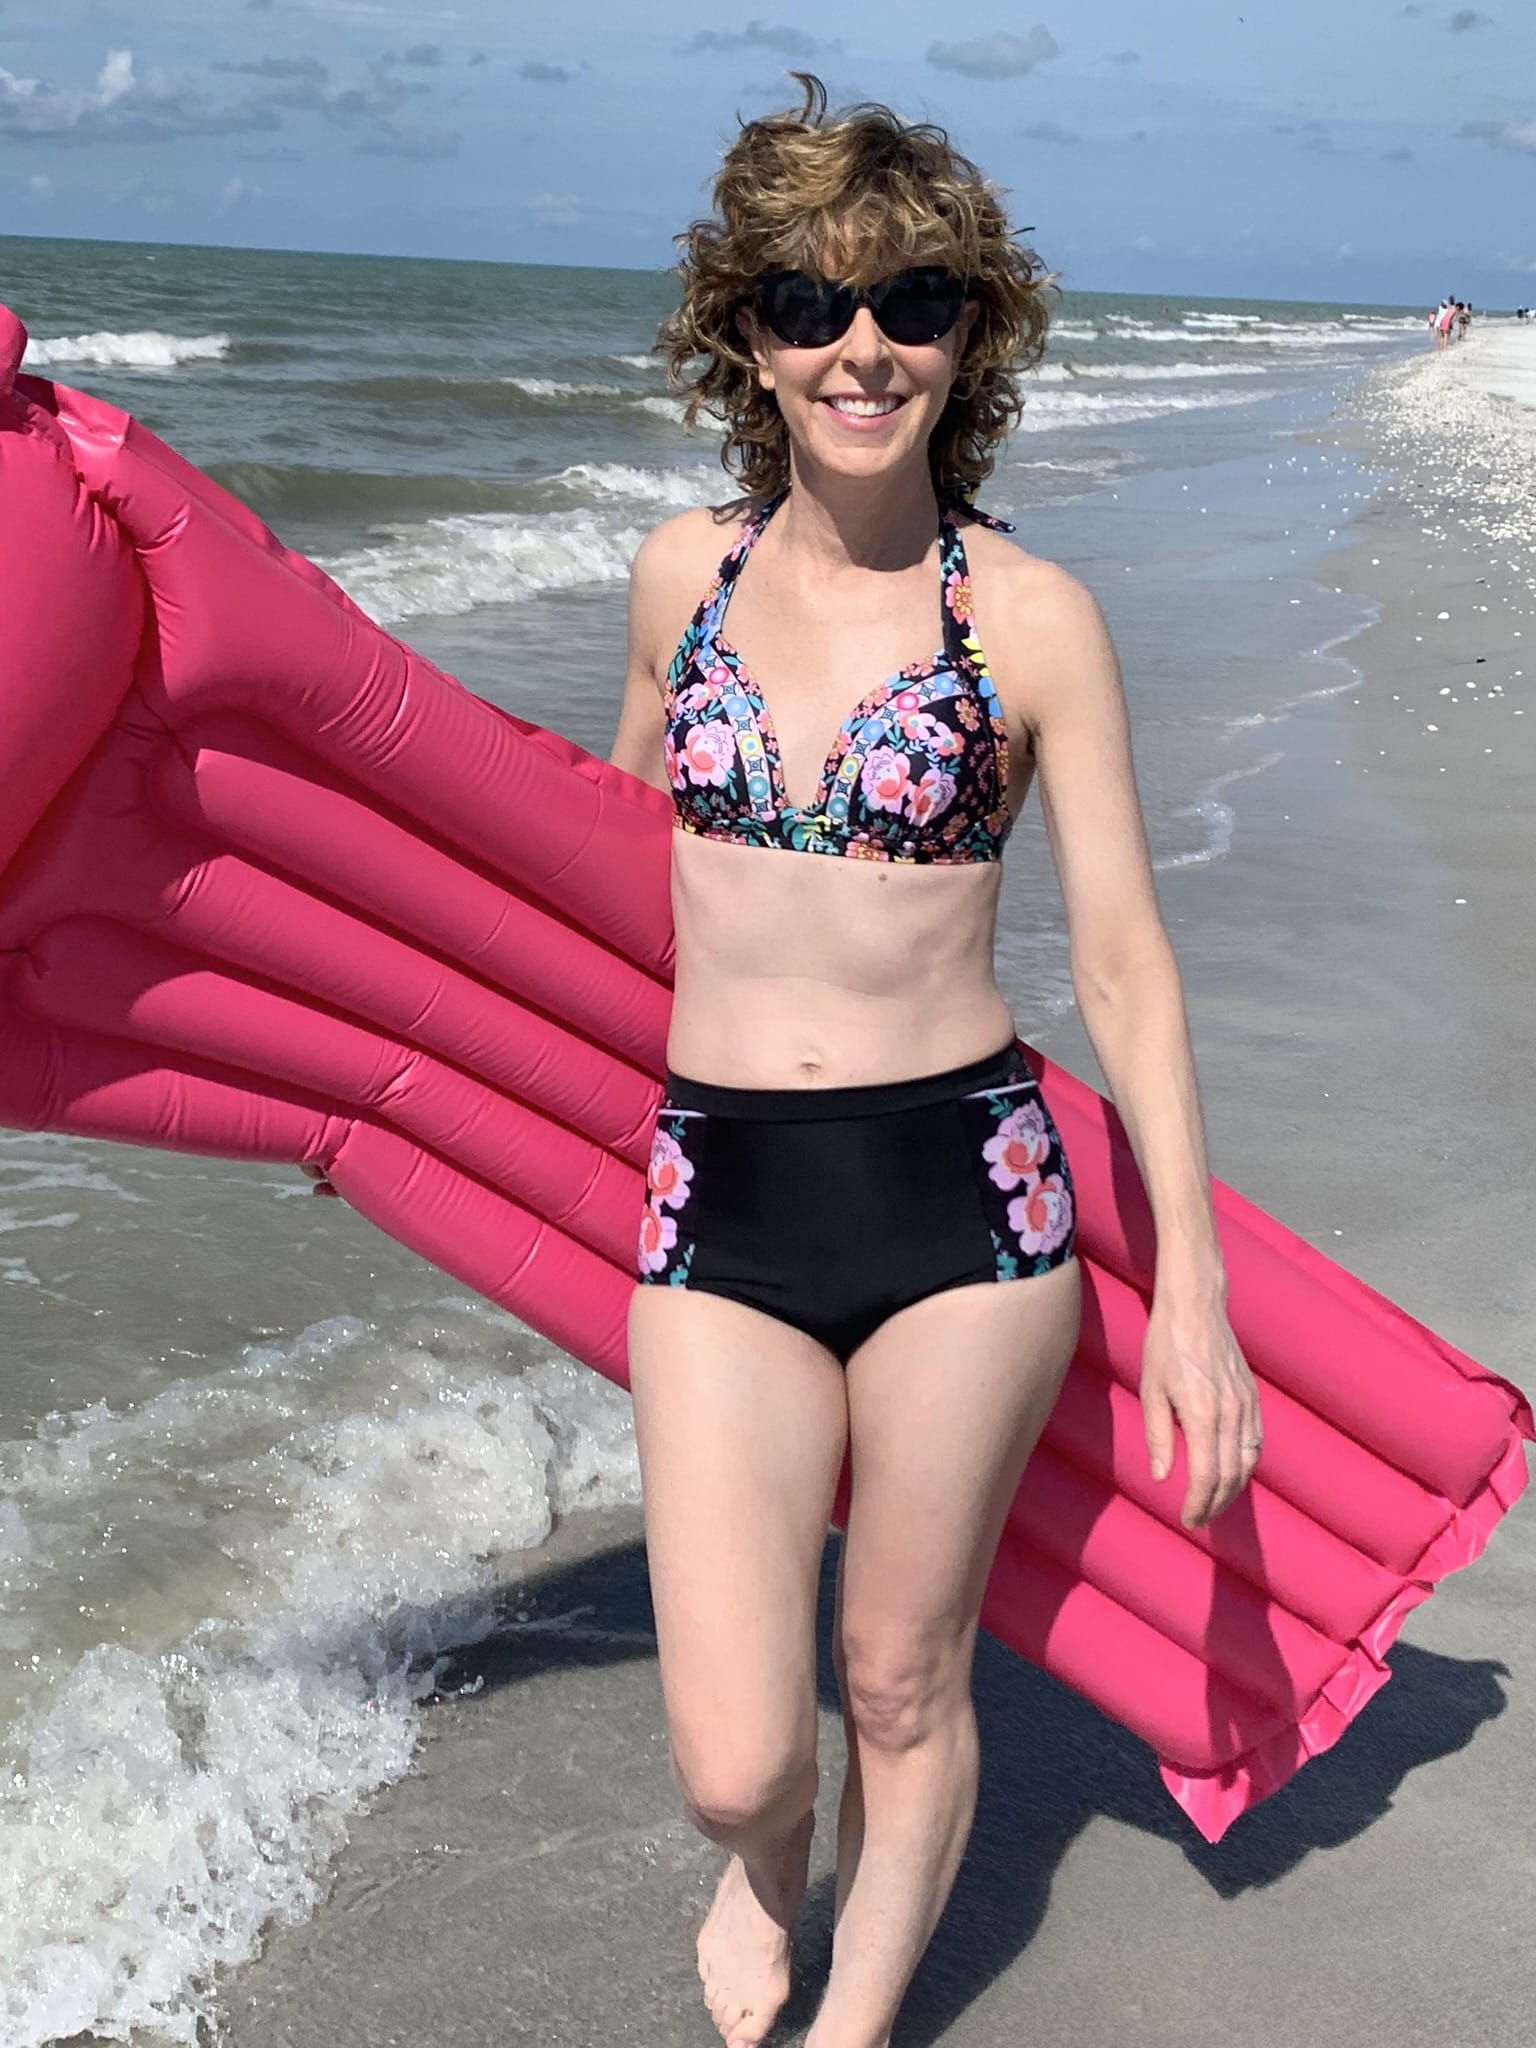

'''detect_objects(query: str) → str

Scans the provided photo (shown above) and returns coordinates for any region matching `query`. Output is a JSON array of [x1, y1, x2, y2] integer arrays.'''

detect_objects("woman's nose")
[[839, 305, 890, 365]]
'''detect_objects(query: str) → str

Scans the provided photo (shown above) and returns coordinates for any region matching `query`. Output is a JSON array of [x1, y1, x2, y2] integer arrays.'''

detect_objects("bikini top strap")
[[940, 488, 1016, 534], [705, 490, 788, 635], [667, 492, 785, 696], [937, 502, 1005, 676]]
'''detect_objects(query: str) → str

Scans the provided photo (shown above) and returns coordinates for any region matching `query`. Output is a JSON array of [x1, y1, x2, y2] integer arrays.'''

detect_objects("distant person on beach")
[[1456, 302, 1473, 341], [1433, 298, 1457, 350], [610, 73, 1262, 2048]]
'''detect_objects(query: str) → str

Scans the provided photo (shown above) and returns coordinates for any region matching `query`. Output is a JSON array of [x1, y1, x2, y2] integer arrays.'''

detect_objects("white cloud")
[[27, 171, 55, 199], [0, 47, 133, 134], [685, 20, 823, 57], [0, 47, 280, 144], [927, 28, 1060, 79], [1461, 117, 1536, 153]]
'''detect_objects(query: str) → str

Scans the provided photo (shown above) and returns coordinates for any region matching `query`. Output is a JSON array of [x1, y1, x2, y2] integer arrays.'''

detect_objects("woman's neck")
[[769, 458, 941, 574]]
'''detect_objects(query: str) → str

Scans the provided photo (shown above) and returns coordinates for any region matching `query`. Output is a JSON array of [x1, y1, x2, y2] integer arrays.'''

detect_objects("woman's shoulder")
[[962, 518, 1116, 728], [629, 493, 764, 597], [960, 515, 1103, 631], [627, 494, 767, 686]]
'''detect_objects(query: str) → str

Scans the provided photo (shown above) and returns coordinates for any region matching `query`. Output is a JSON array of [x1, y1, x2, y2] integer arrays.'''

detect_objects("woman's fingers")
[[1146, 1378, 1222, 1527], [1142, 1381, 1176, 1484], [1194, 1371, 1263, 1526], [1180, 1393, 1223, 1528], [1144, 1320, 1262, 1528]]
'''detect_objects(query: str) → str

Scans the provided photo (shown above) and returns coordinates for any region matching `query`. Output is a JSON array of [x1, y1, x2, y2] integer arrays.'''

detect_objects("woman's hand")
[[1140, 1291, 1262, 1528]]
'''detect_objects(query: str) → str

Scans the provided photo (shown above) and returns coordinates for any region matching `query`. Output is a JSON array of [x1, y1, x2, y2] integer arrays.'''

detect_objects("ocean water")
[[0, 233, 1419, 2044]]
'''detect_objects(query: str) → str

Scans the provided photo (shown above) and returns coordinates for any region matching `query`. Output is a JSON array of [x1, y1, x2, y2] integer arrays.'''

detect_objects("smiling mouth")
[[820, 394, 907, 417]]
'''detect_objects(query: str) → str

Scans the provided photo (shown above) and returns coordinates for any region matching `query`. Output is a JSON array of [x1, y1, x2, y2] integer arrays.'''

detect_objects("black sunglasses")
[[752, 265, 969, 349]]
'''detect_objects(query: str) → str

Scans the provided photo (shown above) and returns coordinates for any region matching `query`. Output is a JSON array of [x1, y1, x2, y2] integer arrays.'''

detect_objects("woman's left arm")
[[987, 552, 1262, 1528]]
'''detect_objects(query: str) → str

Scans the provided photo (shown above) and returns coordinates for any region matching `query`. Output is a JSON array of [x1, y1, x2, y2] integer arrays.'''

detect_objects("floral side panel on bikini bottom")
[[958, 1078, 1076, 1282], [636, 1106, 705, 1286]]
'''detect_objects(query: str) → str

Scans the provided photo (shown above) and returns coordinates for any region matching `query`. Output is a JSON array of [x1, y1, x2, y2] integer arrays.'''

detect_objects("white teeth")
[[826, 396, 902, 417]]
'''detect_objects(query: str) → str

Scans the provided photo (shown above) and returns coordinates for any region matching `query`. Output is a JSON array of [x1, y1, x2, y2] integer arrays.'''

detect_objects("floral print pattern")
[[662, 493, 1017, 865], [962, 1073, 1076, 1280], [637, 1107, 703, 1285]]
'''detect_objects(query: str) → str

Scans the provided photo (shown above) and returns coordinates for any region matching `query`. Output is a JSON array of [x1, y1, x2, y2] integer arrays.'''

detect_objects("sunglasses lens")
[[759, 273, 853, 347], [754, 268, 966, 348], [873, 268, 966, 345]]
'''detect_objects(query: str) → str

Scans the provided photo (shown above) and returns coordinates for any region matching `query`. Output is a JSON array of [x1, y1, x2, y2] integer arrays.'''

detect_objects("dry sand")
[[221, 330, 1536, 2048]]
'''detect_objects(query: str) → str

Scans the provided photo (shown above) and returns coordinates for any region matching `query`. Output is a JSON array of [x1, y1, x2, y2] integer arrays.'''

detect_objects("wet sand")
[[220, 332, 1536, 2048]]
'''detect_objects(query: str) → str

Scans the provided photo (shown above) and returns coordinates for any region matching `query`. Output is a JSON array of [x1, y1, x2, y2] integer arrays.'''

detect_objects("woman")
[[608, 76, 1262, 2048]]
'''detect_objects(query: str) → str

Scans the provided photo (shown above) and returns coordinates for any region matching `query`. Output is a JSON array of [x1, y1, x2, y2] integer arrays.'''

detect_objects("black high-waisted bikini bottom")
[[635, 1039, 1076, 1364]]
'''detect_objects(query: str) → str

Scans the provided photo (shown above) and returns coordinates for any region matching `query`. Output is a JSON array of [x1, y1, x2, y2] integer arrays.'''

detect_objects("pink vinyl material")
[[1, 304, 1529, 1842]]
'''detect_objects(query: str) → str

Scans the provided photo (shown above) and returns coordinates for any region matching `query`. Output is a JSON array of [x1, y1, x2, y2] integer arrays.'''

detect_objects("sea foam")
[[0, 1303, 641, 2048], [20, 331, 231, 371], [321, 462, 718, 625]]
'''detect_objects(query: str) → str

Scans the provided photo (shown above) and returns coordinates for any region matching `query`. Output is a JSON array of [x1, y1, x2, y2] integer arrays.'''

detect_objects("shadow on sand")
[[441, 1528, 1512, 2046]]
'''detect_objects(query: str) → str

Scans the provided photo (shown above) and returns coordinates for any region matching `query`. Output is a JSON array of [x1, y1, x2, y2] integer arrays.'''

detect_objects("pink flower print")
[[931, 725, 965, 760], [946, 569, 974, 625], [637, 1200, 677, 1275], [956, 696, 980, 731], [647, 1128, 694, 1212], [663, 730, 680, 786], [860, 745, 913, 814], [893, 704, 942, 746], [681, 719, 735, 787], [704, 658, 733, 689], [1008, 1174, 1074, 1258], [983, 1099, 1052, 1190], [678, 675, 725, 717], [906, 766, 957, 827]]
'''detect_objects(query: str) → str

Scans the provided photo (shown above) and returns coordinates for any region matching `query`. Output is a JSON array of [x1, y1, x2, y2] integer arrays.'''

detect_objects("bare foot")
[[696, 1832, 809, 2048]]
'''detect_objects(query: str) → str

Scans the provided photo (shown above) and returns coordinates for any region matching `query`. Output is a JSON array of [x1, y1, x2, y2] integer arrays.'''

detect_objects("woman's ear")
[[736, 303, 776, 392]]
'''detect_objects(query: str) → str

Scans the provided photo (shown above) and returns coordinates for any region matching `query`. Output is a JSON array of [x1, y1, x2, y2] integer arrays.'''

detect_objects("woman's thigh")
[[836, 1261, 1081, 1693], [628, 1284, 849, 1790]]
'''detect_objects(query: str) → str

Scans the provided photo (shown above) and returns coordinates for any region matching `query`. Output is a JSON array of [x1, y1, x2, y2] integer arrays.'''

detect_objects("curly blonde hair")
[[656, 73, 1054, 504]]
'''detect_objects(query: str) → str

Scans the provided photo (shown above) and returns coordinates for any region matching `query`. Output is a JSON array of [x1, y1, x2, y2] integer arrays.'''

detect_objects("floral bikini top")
[[663, 490, 1018, 863]]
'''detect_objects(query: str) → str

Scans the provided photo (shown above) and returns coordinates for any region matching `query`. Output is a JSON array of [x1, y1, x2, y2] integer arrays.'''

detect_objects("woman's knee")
[[838, 1625, 974, 1756], [671, 1735, 818, 1845]]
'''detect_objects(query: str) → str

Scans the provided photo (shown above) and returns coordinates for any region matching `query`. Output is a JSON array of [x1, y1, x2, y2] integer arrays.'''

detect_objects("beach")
[[1, 245, 1531, 2046], [211, 327, 1536, 2046]]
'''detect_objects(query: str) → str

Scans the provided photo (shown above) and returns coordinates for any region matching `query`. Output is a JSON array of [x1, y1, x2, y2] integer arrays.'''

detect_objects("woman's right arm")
[[609, 524, 675, 790]]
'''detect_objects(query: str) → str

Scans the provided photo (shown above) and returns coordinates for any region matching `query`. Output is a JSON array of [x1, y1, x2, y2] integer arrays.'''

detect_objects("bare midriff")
[[665, 829, 1017, 1089]]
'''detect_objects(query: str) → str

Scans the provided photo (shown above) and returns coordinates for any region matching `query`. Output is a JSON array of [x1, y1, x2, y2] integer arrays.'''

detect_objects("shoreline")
[[217, 338, 1536, 2046]]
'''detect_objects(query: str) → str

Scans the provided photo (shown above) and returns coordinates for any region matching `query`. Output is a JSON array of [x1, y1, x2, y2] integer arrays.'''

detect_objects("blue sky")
[[2, 1, 1533, 305]]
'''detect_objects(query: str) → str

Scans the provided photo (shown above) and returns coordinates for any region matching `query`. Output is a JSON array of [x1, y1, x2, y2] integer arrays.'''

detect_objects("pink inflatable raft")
[[0, 304, 1528, 1842]]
